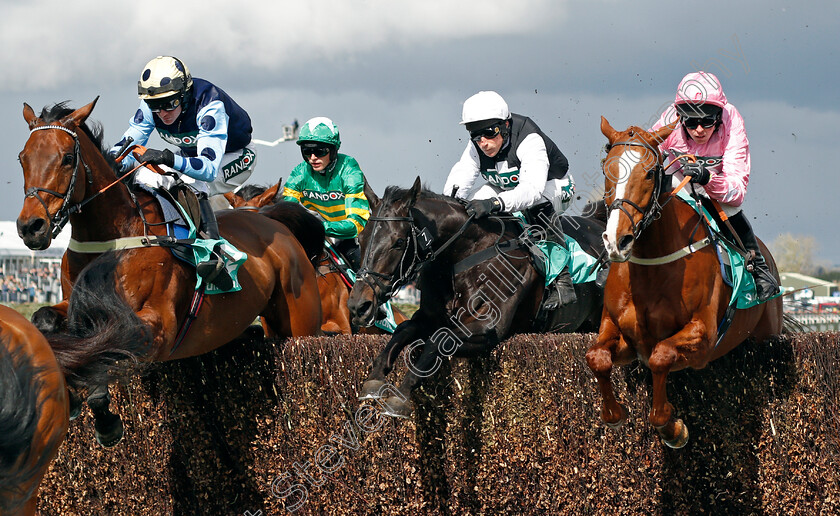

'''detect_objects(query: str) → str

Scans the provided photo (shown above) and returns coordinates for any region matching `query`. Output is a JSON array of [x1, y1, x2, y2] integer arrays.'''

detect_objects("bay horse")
[[16, 99, 323, 446], [0, 305, 68, 516], [224, 180, 409, 335], [347, 177, 607, 417], [585, 117, 784, 448]]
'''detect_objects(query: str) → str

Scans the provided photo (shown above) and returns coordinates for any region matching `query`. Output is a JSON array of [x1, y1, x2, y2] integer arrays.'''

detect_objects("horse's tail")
[[782, 312, 808, 334], [258, 201, 326, 264], [46, 252, 151, 389], [0, 344, 54, 511]]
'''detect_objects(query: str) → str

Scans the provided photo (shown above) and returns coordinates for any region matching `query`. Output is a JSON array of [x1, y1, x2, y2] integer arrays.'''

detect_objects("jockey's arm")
[[496, 133, 550, 213], [109, 102, 156, 170], [171, 100, 228, 183], [443, 144, 481, 198]]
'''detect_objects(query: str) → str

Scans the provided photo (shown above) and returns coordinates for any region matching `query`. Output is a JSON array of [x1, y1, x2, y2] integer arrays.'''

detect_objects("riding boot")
[[728, 211, 779, 303], [334, 238, 362, 272], [196, 196, 234, 291], [543, 230, 577, 311]]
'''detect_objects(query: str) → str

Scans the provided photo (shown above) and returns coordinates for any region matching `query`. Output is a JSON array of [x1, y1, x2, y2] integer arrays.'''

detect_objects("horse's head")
[[17, 98, 100, 250], [349, 176, 429, 327], [224, 178, 283, 209], [600, 116, 674, 262]]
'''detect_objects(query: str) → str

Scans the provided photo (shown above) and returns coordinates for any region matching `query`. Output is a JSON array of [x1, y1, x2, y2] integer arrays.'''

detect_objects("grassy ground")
[[1, 302, 48, 320]]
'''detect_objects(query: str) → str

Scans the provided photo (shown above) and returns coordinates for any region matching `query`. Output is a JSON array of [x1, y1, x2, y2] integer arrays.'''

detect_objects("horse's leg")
[[586, 317, 633, 427], [379, 337, 444, 419], [264, 268, 323, 338], [648, 324, 705, 448], [31, 299, 69, 333], [359, 319, 428, 400], [87, 383, 124, 448]]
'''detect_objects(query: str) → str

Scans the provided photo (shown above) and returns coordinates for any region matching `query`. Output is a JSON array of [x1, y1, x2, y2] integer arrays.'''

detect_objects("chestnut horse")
[[585, 117, 783, 448], [0, 305, 68, 516], [224, 181, 408, 335], [16, 99, 323, 446]]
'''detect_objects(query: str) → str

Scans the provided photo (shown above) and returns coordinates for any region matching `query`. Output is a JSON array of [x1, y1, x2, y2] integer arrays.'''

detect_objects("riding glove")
[[137, 148, 175, 168], [466, 197, 503, 219], [683, 162, 710, 185]]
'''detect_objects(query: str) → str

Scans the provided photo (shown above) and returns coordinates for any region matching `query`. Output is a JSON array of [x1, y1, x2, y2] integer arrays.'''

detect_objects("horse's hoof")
[[662, 419, 690, 449], [358, 380, 387, 401], [379, 396, 412, 419], [95, 417, 124, 448], [68, 391, 83, 421], [31, 307, 63, 333], [602, 404, 628, 428]]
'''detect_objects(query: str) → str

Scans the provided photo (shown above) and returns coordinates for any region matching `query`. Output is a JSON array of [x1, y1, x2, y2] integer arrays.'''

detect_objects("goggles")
[[301, 145, 331, 158], [682, 116, 719, 130], [470, 123, 502, 142], [146, 96, 182, 113]]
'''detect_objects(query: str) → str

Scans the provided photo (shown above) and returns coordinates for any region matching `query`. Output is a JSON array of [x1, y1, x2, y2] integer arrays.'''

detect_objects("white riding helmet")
[[460, 91, 511, 126], [138, 56, 193, 100]]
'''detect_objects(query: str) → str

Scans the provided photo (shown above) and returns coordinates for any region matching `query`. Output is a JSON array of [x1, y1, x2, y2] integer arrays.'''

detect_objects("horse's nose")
[[349, 298, 375, 327], [618, 234, 634, 254], [16, 217, 51, 250]]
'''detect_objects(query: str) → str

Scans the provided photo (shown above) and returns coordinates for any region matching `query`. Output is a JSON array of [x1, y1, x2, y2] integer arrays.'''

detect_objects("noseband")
[[356, 210, 431, 306], [357, 202, 474, 305], [25, 124, 92, 238], [605, 136, 666, 239]]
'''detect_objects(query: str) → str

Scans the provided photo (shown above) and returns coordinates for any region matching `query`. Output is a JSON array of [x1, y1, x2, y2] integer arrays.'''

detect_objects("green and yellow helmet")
[[297, 117, 341, 150]]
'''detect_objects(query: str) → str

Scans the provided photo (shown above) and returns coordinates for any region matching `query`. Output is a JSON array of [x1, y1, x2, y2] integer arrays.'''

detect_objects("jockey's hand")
[[466, 197, 503, 219], [683, 162, 710, 185], [137, 148, 175, 168]]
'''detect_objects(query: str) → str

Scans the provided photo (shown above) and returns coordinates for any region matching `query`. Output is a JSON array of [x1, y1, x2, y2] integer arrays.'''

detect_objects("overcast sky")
[[2, 0, 838, 265]]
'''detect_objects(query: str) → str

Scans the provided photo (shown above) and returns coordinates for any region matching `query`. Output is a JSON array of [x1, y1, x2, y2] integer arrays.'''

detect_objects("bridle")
[[24, 124, 93, 238], [604, 134, 669, 239], [356, 201, 473, 306]]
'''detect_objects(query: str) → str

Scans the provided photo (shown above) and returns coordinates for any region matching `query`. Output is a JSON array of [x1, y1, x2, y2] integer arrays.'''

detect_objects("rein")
[[356, 203, 475, 304]]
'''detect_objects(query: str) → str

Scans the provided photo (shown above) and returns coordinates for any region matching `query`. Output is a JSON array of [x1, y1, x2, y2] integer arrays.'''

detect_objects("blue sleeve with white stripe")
[[109, 102, 155, 171], [172, 100, 228, 182]]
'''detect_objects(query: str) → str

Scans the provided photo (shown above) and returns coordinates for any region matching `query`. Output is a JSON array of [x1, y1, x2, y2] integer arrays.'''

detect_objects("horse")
[[0, 305, 68, 516], [224, 180, 409, 335], [347, 177, 607, 417], [16, 99, 324, 446], [585, 117, 784, 448]]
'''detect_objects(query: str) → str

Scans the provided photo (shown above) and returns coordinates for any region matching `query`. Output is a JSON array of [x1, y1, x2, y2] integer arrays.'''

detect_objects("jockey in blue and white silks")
[[109, 56, 256, 291]]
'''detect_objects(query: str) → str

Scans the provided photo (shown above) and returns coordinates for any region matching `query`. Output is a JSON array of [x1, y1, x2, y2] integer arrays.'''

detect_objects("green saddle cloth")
[[675, 189, 780, 309], [511, 213, 601, 287]]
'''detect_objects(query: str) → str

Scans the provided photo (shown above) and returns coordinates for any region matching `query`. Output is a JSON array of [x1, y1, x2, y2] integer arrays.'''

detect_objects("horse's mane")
[[38, 102, 118, 171], [381, 184, 457, 206], [237, 184, 270, 200], [0, 343, 51, 511]]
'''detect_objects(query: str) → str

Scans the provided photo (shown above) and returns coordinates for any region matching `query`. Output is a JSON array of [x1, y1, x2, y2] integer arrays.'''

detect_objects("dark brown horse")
[[0, 305, 68, 515], [348, 177, 607, 418], [16, 99, 323, 446], [224, 180, 409, 335], [585, 117, 784, 448]]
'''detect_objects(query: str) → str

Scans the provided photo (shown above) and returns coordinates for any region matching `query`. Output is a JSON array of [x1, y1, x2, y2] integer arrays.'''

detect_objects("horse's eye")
[[62, 153, 74, 167], [393, 238, 405, 249]]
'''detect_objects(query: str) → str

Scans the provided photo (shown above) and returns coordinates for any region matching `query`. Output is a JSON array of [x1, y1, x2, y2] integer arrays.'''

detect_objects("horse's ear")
[[23, 103, 39, 129], [651, 123, 675, 145], [222, 191, 241, 208], [408, 176, 422, 206], [600, 116, 619, 143], [260, 183, 281, 207], [59, 96, 99, 129], [363, 176, 380, 212], [272, 177, 284, 204]]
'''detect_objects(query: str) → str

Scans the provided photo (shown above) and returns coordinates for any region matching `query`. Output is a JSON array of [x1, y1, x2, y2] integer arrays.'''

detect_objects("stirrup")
[[196, 254, 234, 291]]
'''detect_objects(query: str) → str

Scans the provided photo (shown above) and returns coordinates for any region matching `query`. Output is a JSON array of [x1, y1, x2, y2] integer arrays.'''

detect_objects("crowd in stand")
[[0, 262, 62, 304]]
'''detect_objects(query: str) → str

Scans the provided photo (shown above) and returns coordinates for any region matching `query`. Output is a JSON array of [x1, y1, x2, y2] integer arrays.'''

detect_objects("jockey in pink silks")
[[651, 71, 780, 302]]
